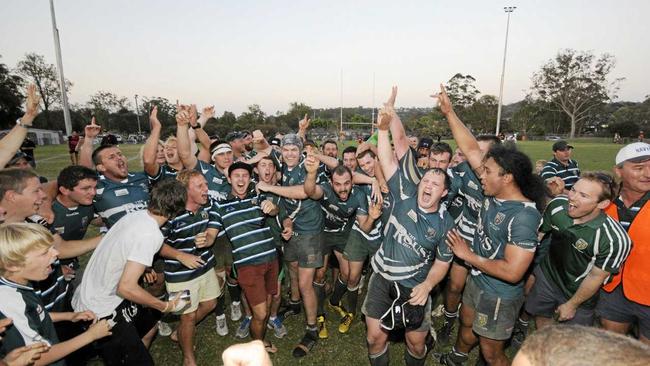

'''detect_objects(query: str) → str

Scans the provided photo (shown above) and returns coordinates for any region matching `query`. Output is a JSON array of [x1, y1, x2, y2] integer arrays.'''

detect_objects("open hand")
[[71, 310, 96, 323], [22, 84, 41, 125], [446, 229, 472, 261], [4, 342, 50, 366], [149, 106, 161, 130]]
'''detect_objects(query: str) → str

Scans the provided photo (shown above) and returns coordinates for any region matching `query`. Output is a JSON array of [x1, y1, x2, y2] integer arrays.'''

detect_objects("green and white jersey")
[[350, 184, 391, 249], [319, 184, 368, 234], [161, 201, 219, 283], [471, 197, 541, 299], [194, 160, 230, 203], [214, 192, 278, 266], [24, 219, 69, 313], [280, 160, 324, 234], [398, 148, 476, 240], [540, 197, 632, 308], [148, 164, 180, 185], [449, 162, 484, 242], [372, 171, 455, 288], [263, 192, 288, 248], [93, 172, 151, 228], [51, 199, 95, 268], [0, 278, 61, 365]]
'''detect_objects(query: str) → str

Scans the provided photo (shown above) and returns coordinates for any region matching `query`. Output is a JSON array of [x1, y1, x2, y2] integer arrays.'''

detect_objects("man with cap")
[[597, 142, 650, 345], [541, 140, 581, 194], [256, 133, 335, 358], [269, 137, 281, 153], [213, 161, 281, 353], [226, 132, 247, 161]]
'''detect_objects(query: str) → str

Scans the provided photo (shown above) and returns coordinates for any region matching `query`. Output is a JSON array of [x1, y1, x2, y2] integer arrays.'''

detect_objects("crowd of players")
[[0, 83, 649, 366]]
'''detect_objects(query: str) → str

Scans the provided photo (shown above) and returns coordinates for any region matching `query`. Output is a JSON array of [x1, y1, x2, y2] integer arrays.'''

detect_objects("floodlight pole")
[[49, 0, 72, 136], [134, 94, 141, 134], [495, 6, 516, 136]]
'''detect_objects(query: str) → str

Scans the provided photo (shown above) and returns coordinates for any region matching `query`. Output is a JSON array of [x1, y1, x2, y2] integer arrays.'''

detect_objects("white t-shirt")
[[72, 210, 164, 318]]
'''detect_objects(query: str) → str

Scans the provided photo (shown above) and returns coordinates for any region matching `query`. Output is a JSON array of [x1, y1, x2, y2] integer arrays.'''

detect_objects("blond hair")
[[164, 136, 178, 146], [176, 170, 203, 187], [0, 223, 54, 276]]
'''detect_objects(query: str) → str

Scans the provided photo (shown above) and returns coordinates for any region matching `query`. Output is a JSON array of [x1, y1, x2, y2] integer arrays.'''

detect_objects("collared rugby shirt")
[[371, 171, 454, 289], [51, 199, 94, 269], [93, 172, 151, 228], [319, 183, 368, 234], [280, 158, 325, 235], [540, 196, 632, 308], [541, 158, 580, 190], [214, 193, 277, 266], [194, 160, 231, 203], [161, 201, 218, 283], [0, 277, 61, 365], [148, 163, 180, 185]]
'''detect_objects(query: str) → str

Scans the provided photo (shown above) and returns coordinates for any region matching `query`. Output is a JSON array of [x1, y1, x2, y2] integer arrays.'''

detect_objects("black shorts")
[[361, 273, 431, 333], [97, 300, 160, 366], [596, 285, 650, 339], [524, 267, 594, 326]]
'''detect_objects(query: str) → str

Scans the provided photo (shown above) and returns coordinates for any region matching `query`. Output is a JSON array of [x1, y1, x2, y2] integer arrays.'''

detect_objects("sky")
[[1, 0, 648, 115]]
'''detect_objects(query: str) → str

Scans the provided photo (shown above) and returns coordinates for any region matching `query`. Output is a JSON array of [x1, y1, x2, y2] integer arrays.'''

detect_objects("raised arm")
[[175, 104, 199, 169], [297, 114, 310, 142], [191, 104, 213, 161], [143, 106, 162, 177], [376, 106, 398, 180], [303, 153, 324, 200], [433, 84, 483, 171], [384, 86, 410, 160], [0, 85, 40, 168], [79, 117, 101, 169]]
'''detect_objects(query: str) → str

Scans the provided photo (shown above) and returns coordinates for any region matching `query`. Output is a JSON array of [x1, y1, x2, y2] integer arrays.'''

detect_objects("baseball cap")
[[418, 137, 433, 149], [269, 137, 281, 147], [8, 151, 33, 166], [225, 131, 244, 142], [615, 142, 650, 165], [552, 140, 574, 151], [281, 133, 303, 150], [228, 161, 253, 177]]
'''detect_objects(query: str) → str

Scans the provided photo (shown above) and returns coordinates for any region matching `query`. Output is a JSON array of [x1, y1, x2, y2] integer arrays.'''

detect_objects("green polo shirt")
[[540, 197, 632, 308]]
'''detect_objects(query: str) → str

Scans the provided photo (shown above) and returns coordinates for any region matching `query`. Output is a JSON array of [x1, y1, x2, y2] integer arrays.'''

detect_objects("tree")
[[530, 49, 622, 138], [445, 73, 480, 108], [464, 95, 498, 133], [15, 53, 72, 126], [237, 104, 266, 130], [0, 55, 24, 127], [87, 91, 130, 131]]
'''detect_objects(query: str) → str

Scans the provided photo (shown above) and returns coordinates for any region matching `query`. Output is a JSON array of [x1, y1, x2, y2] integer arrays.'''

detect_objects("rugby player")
[[433, 84, 545, 366]]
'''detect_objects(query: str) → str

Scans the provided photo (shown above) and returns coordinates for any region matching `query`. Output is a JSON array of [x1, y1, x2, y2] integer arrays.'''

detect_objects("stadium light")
[[495, 6, 516, 136]]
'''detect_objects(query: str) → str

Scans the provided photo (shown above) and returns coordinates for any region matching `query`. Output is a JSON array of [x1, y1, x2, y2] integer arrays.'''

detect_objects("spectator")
[[68, 131, 80, 165], [541, 140, 580, 194], [19, 137, 36, 168]]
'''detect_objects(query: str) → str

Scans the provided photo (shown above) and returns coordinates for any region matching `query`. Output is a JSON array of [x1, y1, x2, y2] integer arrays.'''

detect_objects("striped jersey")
[[214, 193, 277, 266], [349, 184, 391, 250], [540, 196, 632, 308], [93, 172, 151, 228], [24, 218, 69, 313], [613, 192, 650, 231], [541, 158, 580, 190], [0, 277, 62, 365], [371, 171, 454, 288], [161, 202, 218, 283]]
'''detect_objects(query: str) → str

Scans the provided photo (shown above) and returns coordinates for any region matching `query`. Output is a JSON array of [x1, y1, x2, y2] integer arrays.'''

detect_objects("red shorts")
[[237, 260, 279, 306]]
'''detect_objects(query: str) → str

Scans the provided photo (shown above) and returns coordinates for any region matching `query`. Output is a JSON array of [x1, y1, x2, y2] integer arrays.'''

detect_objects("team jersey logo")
[[494, 212, 506, 225], [200, 211, 209, 220], [467, 180, 479, 191], [407, 209, 417, 223], [573, 238, 589, 251], [212, 177, 223, 185], [426, 228, 437, 240]]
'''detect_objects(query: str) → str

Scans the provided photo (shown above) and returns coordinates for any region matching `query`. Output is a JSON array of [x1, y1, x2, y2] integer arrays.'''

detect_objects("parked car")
[[545, 135, 562, 141]]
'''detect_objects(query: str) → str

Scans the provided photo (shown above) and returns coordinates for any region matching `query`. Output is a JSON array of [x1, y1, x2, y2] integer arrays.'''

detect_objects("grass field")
[[29, 140, 623, 365]]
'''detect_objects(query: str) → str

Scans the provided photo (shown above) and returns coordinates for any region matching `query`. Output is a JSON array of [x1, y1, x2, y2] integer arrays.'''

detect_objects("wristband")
[[191, 124, 202, 130], [16, 119, 27, 128]]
